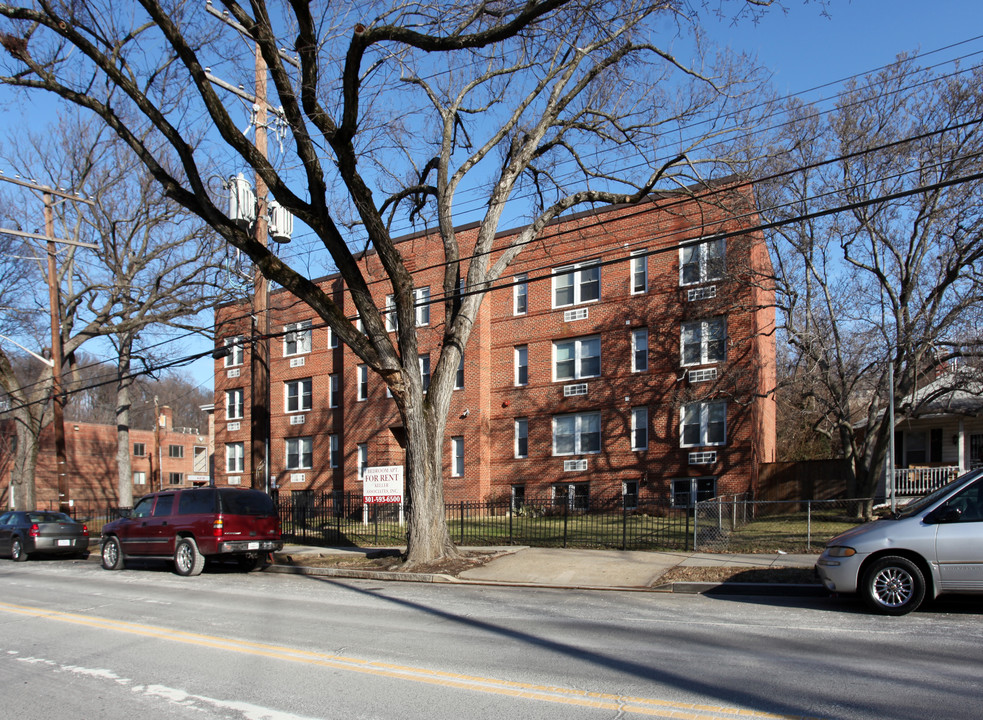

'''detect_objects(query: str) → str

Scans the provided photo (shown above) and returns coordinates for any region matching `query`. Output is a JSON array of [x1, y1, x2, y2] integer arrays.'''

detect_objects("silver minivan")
[[816, 468, 983, 615]]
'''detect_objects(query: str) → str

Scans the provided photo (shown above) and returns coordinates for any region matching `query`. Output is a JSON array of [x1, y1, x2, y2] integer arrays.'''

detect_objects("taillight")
[[82, 524, 89, 537], [29, 523, 40, 538], [213, 518, 224, 536]]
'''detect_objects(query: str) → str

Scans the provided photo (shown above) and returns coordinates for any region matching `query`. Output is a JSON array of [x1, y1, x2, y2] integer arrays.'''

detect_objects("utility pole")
[[0, 174, 95, 513]]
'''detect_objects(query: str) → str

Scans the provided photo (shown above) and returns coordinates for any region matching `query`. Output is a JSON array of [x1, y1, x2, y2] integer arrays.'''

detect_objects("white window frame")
[[515, 418, 529, 459], [681, 317, 727, 366], [451, 436, 464, 477], [418, 354, 431, 392], [285, 378, 313, 413], [672, 477, 717, 507], [283, 320, 312, 356], [414, 287, 431, 327], [385, 294, 397, 332], [630, 250, 648, 294], [552, 411, 602, 456], [553, 336, 601, 382], [357, 364, 368, 401], [514, 274, 528, 315], [133, 443, 146, 457], [226, 442, 245, 473], [631, 407, 648, 451], [224, 336, 244, 367], [552, 262, 600, 308], [169, 445, 184, 459], [226, 388, 244, 420], [329, 373, 339, 408], [329, 434, 339, 469], [679, 236, 725, 286], [285, 436, 313, 470], [514, 345, 529, 386], [680, 401, 727, 447], [357, 443, 368, 478], [327, 325, 338, 349], [455, 356, 465, 390], [133, 471, 146, 486], [631, 328, 648, 373]]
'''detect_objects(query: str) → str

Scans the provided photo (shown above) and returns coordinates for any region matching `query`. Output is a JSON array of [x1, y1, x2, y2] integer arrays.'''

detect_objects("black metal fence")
[[275, 491, 696, 551]]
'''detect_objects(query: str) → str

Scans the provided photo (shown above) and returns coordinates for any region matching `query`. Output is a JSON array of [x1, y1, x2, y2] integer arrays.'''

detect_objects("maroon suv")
[[100, 487, 282, 576]]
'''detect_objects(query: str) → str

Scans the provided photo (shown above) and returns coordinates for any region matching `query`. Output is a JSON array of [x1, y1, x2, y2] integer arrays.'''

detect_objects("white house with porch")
[[888, 372, 983, 497]]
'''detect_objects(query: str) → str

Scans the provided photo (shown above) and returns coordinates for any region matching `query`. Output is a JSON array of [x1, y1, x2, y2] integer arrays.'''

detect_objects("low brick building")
[[0, 407, 211, 510], [213, 181, 776, 509]]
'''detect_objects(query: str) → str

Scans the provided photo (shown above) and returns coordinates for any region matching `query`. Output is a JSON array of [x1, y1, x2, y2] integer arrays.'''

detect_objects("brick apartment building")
[[0, 407, 211, 510], [213, 181, 777, 510]]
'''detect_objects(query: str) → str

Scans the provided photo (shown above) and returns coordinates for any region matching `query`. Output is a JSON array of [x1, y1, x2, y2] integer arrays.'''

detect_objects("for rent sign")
[[363, 465, 404, 504]]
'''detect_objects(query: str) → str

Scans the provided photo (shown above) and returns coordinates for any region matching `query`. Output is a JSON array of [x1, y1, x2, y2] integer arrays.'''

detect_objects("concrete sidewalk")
[[273, 544, 822, 594]]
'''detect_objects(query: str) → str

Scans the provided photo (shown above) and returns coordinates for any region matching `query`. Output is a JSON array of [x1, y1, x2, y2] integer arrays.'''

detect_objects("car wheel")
[[11, 537, 28, 562], [861, 555, 926, 615], [174, 537, 205, 577], [101, 537, 125, 570]]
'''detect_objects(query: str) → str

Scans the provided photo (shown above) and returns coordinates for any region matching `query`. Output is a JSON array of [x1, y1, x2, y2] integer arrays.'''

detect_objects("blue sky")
[[4, 1, 983, 392]]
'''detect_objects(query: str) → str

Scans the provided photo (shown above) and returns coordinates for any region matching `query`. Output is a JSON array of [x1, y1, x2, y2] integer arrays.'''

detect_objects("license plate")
[[247, 542, 259, 550], [58, 539, 71, 547]]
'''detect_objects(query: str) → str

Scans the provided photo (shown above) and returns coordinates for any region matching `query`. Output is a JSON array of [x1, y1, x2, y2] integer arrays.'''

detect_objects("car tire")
[[101, 536, 125, 570], [861, 555, 926, 615], [11, 537, 28, 562], [174, 537, 205, 577]]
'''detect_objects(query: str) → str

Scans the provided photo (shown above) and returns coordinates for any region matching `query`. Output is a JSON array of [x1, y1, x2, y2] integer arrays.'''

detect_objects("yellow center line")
[[0, 600, 823, 720]]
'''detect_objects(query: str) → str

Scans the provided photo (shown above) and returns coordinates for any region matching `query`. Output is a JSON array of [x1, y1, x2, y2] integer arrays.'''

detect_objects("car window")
[[152, 494, 175, 517], [178, 489, 217, 515], [219, 489, 275, 516], [0, 512, 11, 525], [897, 469, 983, 518], [944, 480, 983, 522], [131, 497, 154, 519]]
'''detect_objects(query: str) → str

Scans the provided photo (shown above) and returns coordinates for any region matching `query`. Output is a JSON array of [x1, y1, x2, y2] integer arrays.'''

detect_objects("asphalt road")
[[1, 557, 981, 720]]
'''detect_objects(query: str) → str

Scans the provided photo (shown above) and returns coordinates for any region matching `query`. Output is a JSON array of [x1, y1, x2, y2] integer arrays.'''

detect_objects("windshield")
[[896, 469, 983, 519]]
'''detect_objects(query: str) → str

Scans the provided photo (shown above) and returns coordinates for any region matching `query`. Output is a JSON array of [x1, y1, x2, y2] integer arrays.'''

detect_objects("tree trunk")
[[10, 411, 42, 510], [115, 340, 135, 508]]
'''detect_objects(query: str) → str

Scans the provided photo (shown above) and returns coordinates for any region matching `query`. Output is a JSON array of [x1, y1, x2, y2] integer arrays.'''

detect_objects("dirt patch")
[[271, 549, 500, 577], [657, 565, 819, 584]]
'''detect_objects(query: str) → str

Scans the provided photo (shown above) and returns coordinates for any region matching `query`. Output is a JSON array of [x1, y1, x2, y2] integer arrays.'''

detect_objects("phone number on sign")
[[364, 495, 402, 504]]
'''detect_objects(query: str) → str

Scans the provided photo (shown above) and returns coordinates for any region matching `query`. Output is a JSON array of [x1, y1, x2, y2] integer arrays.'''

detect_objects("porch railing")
[[894, 466, 960, 496]]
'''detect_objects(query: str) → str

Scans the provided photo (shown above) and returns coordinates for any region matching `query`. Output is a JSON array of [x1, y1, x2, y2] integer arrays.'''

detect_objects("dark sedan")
[[0, 511, 90, 561]]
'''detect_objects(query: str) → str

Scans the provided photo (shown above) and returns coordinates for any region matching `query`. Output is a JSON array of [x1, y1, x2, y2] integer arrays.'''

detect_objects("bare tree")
[[0, 0, 774, 562], [0, 114, 225, 509], [759, 57, 983, 498]]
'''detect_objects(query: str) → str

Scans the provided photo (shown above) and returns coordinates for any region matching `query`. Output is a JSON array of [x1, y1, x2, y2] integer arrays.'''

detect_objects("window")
[[632, 328, 648, 373], [455, 356, 465, 390], [283, 320, 312, 356], [329, 434, 339, 468], [327, 325, 339, 349], [226, 442, 245, 473], [514, 345, 528, 386], [357, 443, 368, 478], [168, 472, 183, 485], [133, 442, 146, 457], [414, 287, 430, 327], [511, 484, 525, 512], [133, 471, 146, 486], [514, 274, 528, 315], [681, 402, 727, 447], [418, 354, 430, 392], [554, 336, 600, 381], [224, 336, 244, 366], [286, 437, 313, 470], [680, 236, 725, 286], [385, 294, 397, 332], [631, 407, 648, 451], [285, 378, 313, 413], [553, 482, 589, 510], [451, 436, 464, 477], [631, 250, 648, 294], [329, 374, 339, 408], [553, 262, 600, 308], [672, 477, 717, 507], [357, 364, 368, 401], [681, 318, 726, 366], [622, 479, 638, 509], [226, 388, 244, 419], [168, 445, 184, 459], [515, 418, 529, 458], [553, 412, 601, 455]]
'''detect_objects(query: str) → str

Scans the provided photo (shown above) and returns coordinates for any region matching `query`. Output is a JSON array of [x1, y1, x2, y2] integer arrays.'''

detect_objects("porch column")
[[958, 420, 966, 473]]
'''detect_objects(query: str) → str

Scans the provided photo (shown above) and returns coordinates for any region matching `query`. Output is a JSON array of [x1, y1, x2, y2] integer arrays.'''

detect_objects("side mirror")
[[926, 506, 962, 524]]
